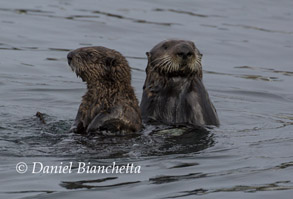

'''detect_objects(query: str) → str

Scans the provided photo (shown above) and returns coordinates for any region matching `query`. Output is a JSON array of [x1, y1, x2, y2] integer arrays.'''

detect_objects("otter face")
[[146, 40, 202, 77], [67, 46, 131, 84]]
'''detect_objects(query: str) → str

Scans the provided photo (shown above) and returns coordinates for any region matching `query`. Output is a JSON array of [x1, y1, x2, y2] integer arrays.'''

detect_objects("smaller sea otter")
[[67, 46, 142, 134], [140, 40, 219, 126]]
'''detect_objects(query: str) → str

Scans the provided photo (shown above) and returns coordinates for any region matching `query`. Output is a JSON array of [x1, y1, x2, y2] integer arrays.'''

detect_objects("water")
[[1, 0, 293, 198]]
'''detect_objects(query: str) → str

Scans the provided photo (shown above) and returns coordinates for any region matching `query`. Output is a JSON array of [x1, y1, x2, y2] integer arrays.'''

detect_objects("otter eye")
[[87, 52, 94, 59], [105, 57, 116, 67], [162, 44, 168, 50]]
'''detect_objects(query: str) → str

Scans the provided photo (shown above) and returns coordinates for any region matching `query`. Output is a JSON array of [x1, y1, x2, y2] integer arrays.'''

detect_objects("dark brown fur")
[[140, 40, 219, 126], [67, 46, 142, 134]]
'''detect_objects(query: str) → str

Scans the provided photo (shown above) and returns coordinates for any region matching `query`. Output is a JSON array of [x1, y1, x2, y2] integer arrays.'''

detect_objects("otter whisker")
[[150, 56, 168, 65], [194, 60, 201, 70], [171, 62, 178, 73], [157, 55, 170, 63], [168, 62, 174, 73], [169, 62, 174, 73], [152, 56, 172, 72], [160, 59, 171, 67]]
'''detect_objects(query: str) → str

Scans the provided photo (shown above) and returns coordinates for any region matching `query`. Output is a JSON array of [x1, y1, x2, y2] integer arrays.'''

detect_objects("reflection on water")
[[172, 181, 293, 198], [204, 69, 281, 82], [223, 23, 293, 34], [81, 9, 176, 26], [235, 65, 293, 76], [1, 0, 293, 198], [60, 177, 138, 190], [0, 114, 214, 159]]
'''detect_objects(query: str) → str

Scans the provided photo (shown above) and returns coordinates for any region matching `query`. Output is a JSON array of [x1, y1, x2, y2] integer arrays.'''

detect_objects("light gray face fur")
[[146, 40, 202, 77]]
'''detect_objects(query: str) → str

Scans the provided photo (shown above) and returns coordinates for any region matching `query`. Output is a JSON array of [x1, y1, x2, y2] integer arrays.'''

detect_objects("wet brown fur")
[[140, 40, 219, 126], [67, 46, 142, 134]]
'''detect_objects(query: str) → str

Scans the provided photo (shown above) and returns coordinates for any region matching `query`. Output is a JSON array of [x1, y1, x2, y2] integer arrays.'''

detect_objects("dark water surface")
[[1, 0, 293, 198]]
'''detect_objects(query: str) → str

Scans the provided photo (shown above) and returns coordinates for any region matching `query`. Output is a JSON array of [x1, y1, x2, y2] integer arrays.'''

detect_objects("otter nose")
[[67, 51, 73, 65], [176, 45, 193, 59]]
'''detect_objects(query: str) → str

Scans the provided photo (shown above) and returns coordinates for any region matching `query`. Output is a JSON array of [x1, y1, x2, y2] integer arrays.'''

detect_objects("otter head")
[[146, 40, 202, 78], [67, 46, 131, 85]]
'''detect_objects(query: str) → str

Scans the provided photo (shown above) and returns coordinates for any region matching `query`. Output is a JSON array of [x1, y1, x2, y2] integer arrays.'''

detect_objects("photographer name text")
[[16, 162, 141, 174]]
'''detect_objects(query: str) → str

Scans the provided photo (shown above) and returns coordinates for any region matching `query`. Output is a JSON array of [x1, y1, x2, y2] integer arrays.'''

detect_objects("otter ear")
[[146, 52, 152, 63], [105, 57, 117, 67], [146, 52, 151, 58]]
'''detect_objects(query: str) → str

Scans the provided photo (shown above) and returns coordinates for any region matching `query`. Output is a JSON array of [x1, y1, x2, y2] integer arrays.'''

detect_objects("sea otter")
[[140, 39, 219, 126], [67, 46, 142, 135]]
